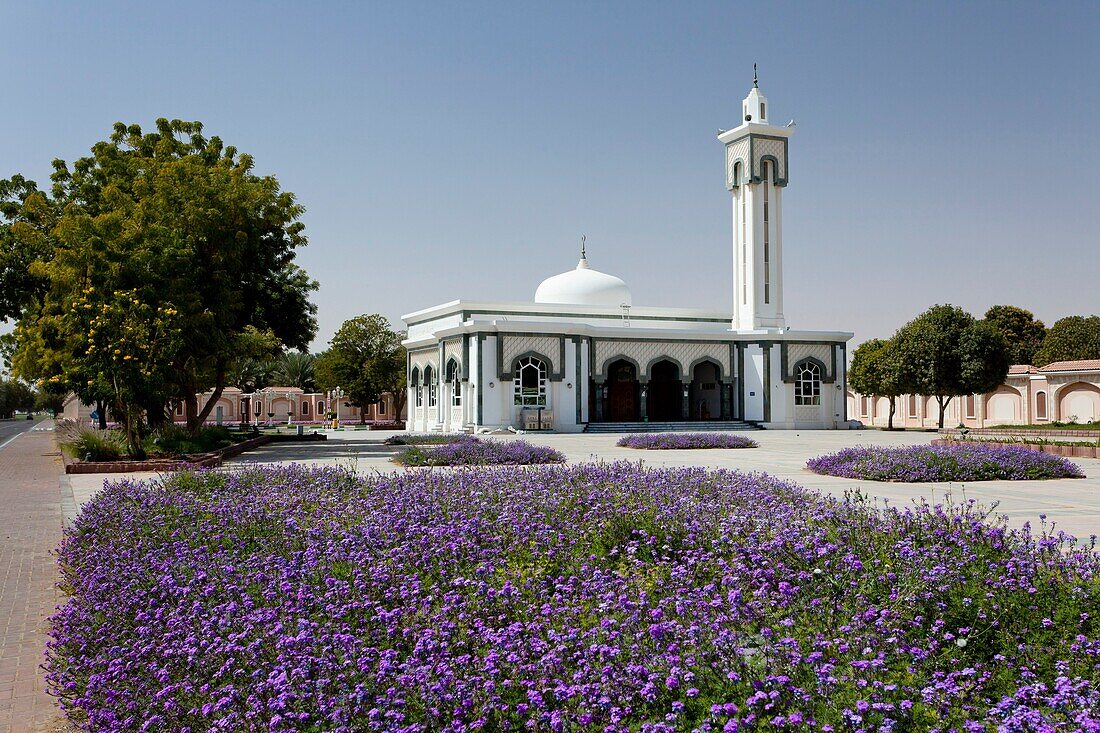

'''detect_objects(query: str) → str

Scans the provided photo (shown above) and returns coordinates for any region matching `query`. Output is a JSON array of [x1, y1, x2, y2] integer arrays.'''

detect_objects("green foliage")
[[146, 425, 237, 457], [272, 351, 316, 391], [893, 305, 1011, 428], [983, 305, 1046, 366], [848, 338, 903, 428], [34, 384, 67, 415], [316, 314, 406, 423], [1033, 315, 1100, 367], [383, 433, 466, 446], [0, 378, 36, 418], [2, 118, 318, 437], [57, 425, 126, 462]]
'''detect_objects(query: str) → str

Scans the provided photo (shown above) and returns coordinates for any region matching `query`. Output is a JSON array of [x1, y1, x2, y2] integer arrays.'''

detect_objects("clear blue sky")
[[2, 2, 1097, 351]]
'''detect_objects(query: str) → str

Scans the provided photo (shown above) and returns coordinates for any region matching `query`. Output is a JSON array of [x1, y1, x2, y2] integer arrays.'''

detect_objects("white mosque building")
[[402, 77, 852, 432]]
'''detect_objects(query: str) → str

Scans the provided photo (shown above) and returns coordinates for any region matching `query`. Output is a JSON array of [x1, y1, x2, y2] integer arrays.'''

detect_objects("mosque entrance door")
[[647, 359, 683, 421], [606, 360, 639, 422]]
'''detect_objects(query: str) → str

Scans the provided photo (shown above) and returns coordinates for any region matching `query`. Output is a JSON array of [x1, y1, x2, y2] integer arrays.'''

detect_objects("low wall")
[[940, 427, 1100, 440], [64, 432, 327, 474], [932, 438, 1099, 459]]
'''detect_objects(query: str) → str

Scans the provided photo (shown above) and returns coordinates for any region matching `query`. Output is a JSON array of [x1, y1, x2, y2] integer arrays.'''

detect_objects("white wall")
[[743, 345, 764, 421]]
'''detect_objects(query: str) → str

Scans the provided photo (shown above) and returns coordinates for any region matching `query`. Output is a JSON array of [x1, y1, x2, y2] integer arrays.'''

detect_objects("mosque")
[[402, 77, 852, 432]]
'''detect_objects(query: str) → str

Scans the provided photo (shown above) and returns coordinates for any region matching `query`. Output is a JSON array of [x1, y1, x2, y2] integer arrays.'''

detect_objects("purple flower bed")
[[50, 463, 1100, 731], [617, 433, 757, 450], [395, 436, 565, 466], [807, 443, 1085, 482]]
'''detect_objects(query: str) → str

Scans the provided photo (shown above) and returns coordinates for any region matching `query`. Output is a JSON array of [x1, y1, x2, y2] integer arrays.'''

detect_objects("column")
[[594, 379, 604, 422], [639, 382, 648, 422], [721, 382, 732, 420], [681, 384, 690, 421]]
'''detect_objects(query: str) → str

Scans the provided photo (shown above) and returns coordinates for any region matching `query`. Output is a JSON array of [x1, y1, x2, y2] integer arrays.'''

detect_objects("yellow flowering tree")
[[33, 288, 182, 457]]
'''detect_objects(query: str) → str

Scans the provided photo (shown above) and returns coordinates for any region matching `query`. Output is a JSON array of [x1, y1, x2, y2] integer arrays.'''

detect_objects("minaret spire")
[[581, 235, 586, 260], [753, 63, 758, 88], [577, 235, 589, 270]]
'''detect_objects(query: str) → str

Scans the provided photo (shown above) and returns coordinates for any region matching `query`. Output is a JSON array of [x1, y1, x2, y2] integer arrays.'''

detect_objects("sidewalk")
[[0, 426, 67, 732]]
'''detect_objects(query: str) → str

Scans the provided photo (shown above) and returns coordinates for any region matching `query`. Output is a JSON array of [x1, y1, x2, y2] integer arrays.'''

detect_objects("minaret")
[[719, 68, 791, 331]]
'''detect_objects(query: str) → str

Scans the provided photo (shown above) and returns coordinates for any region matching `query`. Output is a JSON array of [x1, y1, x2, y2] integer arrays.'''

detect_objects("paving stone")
[[0, 426, 64, 731]]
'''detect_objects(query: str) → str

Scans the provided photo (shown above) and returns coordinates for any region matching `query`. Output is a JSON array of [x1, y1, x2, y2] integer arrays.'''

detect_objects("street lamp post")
[[329, 386, 344, 429], [286, 392, 294, 426]]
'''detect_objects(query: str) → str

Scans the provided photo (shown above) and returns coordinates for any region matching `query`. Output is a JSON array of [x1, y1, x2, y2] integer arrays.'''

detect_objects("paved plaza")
[[69, 427, 1100, 540]]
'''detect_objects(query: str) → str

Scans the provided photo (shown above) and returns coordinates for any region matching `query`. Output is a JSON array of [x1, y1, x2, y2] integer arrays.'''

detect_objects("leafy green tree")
[[983, 305, 1046, 366], [0, 379, 35, 418], [894, 304, 1010, 429], [0, 175, 55, 322], [18, 288, 182, 456], [34, 385, 66, 416], [848, 338, 903, 429], [1033, 315, 1100, 367], [2, 119, 318, 434], [273, 351, 316, 392], [315, 315, 406, 423]]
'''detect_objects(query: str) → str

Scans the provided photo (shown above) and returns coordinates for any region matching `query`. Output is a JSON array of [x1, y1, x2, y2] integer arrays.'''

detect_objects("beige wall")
[[848, 369, 1100, 428]]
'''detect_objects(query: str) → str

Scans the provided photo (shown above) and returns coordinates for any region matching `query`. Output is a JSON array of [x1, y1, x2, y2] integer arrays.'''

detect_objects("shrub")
[[808, 443, 1085, 482], [146, 425, 238, 457], [50, 464, 1100, 730], [56, 421, 127, 462], [617, 432, 757, 450], [383, 433, 467, 446], [394, 436, 565, 466]]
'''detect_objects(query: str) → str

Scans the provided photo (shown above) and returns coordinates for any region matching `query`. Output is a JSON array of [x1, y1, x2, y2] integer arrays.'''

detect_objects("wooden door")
[[608, 381, 637, 421]]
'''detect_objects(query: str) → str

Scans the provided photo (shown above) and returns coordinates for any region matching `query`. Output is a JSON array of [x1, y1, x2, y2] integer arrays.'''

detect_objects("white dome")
[[534, 256, 632, 307]]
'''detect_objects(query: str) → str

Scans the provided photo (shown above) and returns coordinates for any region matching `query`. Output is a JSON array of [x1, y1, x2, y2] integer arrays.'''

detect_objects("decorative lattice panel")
[[443, 339, 463, 372], [725, 137, 750, 189], [594, 341, 731, 380], [753, 137, 787, 182], [409, 348, 437, 378], [501, 335, 560, 375], [787, 343, 833, 380]]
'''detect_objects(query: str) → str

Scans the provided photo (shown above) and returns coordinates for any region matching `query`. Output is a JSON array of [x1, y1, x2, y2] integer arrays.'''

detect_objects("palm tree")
[[273, 352, 317, 392]]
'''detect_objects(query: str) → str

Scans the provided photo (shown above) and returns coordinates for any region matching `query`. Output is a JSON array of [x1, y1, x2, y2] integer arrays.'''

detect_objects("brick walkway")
[[0, 427, 66, 732]]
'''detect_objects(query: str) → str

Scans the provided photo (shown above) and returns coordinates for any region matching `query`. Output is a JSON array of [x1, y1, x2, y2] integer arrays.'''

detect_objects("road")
[[0, 417, 39, 451]]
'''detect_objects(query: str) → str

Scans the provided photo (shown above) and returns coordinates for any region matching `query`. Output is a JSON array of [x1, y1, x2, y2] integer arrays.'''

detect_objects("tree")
[[848, 338, 903, 429], [2, 119, 318, 435], [894, 304, 1010, 428], [1033, 315, 1100, 367], [0, 379, 35, 418], [983, 305, 1045, 366], [315, 315, 406, 424], [273, 351, 316, 392]]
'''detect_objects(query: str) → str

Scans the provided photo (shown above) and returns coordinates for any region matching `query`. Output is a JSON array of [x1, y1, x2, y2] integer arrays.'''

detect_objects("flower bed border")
[[62, 432, 327, 474], [940, 427, 1100, 439], [932, 438, 1099, 459]]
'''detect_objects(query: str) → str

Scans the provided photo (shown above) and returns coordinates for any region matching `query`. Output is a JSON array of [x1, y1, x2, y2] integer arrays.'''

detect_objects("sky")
[[1, 1, 1098, 352]]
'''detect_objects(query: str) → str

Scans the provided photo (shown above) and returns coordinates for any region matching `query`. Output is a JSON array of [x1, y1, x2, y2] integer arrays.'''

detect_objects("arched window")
[[447, 360, 462, 407], [965, 395, 976, 419], [514, 356, 547, 406], [301, 401, 310, 416], [908, 394, 918, 418], [1036, 391, 1047, 420], [378, 399, 386, 415], [317, 400, 325, 415], [794, 361, 821, 406], [412, 366, 422, 408], [424, 365, 437, 407]]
